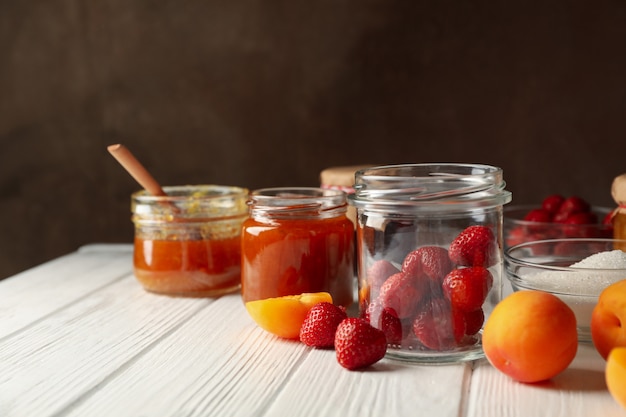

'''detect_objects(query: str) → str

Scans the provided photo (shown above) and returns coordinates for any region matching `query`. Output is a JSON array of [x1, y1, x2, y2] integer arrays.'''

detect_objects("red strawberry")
[[461, 308, 484, 336], [541, 194, 565, 214], [299, 302, 348, 348], [401, 249, 424, 279], [562, 212, 599, 237], [378, 272, 424, 318], [366, 259, 400, 294], [603, 210, 615, 225], [379, 307, 403, 344], [442, 267, 493, 312], [403, 246, 453, 284], [448, 225, 498, 267], [553, 196, 591, 222], [505, 225, 526, 248], [412, 298, 464, 350], [523, 208, 552, 223], [335, 318, 387, 370], [564, 211, 598, 225]]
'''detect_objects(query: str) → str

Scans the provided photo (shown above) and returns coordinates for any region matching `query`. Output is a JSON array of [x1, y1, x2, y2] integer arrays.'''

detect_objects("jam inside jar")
[[132, 185, 249, 297], [241, 187, 355, 307]]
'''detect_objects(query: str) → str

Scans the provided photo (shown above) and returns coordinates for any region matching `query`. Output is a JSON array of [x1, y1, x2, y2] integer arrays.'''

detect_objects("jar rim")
[[132, 184, 249, 201], [349, 163, 512, 212], [249, 187, 348, 219]]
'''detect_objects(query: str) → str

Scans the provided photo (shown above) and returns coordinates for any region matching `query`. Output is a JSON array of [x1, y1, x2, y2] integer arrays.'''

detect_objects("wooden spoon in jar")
[[107, 144, 168, 197]]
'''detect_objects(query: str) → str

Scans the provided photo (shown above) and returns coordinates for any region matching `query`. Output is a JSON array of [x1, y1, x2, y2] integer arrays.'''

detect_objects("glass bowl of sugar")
[[504, 238, 626, 343]]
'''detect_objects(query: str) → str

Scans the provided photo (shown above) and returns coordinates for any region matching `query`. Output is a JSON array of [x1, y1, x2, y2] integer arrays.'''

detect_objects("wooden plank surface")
[[0, 245, 625, 417], [467, 344, 625, 417], [0, 244, 133, 338]]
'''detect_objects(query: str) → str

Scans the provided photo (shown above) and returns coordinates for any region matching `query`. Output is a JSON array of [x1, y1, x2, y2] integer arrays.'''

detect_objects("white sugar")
[[510, 249, 626, 341], [570, 249, 626, 269]]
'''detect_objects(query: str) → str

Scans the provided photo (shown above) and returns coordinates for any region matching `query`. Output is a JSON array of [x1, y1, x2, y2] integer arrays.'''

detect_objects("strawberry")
[[505, 225, 526, 248], [365, 301, 404, 344], [442, 267, 493, 312], [448, 225, 498, 267], [553, 196, 591, 222], [541, 194, 565, 214], [335, 318, 387, 370], [299, 302, 347, 348], [379, 307, 403, 344], [562, 212, 599, 237], [461, 308, 484, 336], [412, 297, 464, 350], [378, 272, 424, 318], [523, 208, 552, 223], [366, 259, 400, 295], [402, 246, 453, 284]]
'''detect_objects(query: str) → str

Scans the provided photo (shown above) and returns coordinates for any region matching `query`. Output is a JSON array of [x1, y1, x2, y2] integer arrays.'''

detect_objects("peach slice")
[[607, 347, 626, 409], [245, 292, 332, 339]]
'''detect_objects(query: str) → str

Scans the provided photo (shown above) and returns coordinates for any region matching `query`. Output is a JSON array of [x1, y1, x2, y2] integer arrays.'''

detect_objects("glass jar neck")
[[348, 163, 512, 214], [132, 185, 249, 222], [248, 187, 348, 221]]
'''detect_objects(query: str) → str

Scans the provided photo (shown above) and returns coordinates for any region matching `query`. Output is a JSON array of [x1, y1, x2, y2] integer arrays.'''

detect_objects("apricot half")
[[591, 279, 626, 360], [482, 290, 578, 383], [607, 347, 626, 409], [245, 292, 332, 339]]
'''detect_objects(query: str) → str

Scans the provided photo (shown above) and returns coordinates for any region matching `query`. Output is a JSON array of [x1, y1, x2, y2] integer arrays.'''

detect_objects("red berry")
[[554, 196, 591, 222], [563, 211, 598, 225], [299, 302, 347, 348], [505, 225, 526, 248], [541, 194, 565, 214], [412, 298, 464, 350], [379, 307, 403, 344], [378, 272, 424, 318], [602, 210, 615, 225], [449, 225, 498, 267], [403, 246, 453, 284], [335, 318, 387, 370], [364, 300, 403, 344], [366, 260, 400, 293], [523, 208, 552, 223], [461, 308, 485, 336], [442, 267, 493, 312]]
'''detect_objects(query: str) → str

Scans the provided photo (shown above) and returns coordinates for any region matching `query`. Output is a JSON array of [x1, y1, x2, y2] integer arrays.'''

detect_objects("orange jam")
[[131, 185, 248, 297], [241, 188, 355, 307], [134, 236, 241, 296]]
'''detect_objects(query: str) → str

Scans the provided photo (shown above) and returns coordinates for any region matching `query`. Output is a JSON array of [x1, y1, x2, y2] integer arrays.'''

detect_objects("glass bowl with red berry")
[[504, 237, 626, 342], [504, 195, 613, 249]]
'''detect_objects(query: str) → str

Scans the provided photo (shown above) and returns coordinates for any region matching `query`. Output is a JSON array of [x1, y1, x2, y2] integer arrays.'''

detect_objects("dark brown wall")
[[1, 1, 625, 279]]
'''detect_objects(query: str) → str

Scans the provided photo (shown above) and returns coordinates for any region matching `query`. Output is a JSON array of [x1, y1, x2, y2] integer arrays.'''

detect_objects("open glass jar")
[[348, 164, 512, 363], [241, 187, 355, 307], [132, 185, 249, 297]]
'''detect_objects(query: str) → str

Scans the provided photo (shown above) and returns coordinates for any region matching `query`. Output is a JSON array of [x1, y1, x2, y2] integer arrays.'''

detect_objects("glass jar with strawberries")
[[503, 195, 613, 250], [348, 163, 512, 363]]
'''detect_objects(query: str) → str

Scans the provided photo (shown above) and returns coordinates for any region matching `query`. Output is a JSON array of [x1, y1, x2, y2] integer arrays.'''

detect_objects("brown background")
[[1, 1, 625, 280]]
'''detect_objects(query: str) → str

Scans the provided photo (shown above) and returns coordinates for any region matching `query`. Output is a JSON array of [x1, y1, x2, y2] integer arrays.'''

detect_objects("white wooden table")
[[1, 244, 625, 417]]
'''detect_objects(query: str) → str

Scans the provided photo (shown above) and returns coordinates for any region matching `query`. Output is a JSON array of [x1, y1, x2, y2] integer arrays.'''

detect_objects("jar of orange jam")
[[132, 185, 249, 297], [241, 187, 355, 307]]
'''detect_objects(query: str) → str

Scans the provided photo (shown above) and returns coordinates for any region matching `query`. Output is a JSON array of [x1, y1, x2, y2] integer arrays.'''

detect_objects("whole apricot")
[[591, 279, 626, 360], [482, 290, 578, 383], [606, 347, 626, 409]]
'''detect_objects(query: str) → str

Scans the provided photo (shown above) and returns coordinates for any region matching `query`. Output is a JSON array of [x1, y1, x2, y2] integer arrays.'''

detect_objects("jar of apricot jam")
[[241, 187, 355, 307], [348, 164, 512, 363], [611, 173, 626, 251], [132, 185, 248, 297]]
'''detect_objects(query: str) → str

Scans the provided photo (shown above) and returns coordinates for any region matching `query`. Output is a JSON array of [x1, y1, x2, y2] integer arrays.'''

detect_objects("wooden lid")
[[612, 173, 626, 204], [320, 165, 374, 191]]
